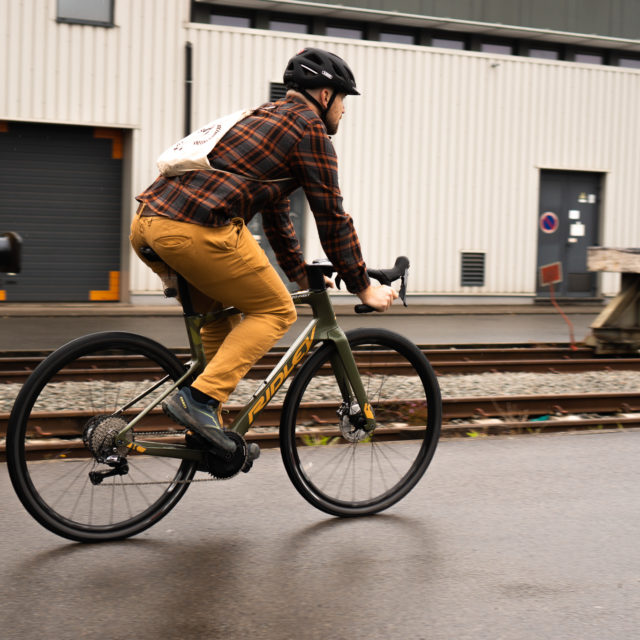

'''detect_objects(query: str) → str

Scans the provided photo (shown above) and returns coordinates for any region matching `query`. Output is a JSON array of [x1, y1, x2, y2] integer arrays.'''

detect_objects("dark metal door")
[[536, 170, 601, 298], [0, 121, 123, 302]]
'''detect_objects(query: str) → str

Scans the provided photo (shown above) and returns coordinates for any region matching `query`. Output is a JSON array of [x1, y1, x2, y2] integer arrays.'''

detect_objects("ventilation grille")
[[269, 82, 287, 102], [461, 252, 486, 287]]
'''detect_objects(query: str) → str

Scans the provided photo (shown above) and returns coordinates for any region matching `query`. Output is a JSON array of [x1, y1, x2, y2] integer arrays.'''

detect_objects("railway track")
[[2, 390, 639, 458], [2, 343, 639, 458], [2, 344, 640, 383]]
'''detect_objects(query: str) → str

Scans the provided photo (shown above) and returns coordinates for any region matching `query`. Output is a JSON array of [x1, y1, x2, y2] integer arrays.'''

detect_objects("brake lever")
[[399, 269, 409, 307]]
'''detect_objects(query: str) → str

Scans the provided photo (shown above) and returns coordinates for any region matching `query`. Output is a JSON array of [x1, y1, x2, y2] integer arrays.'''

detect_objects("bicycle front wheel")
[[6, 332, 197, 542], [280, 328, 441, 516]]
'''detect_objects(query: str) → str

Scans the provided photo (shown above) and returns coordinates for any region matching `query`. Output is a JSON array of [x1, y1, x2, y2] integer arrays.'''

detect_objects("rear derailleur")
[[88, 456, 129, 486], [83, 414, 132, 485]]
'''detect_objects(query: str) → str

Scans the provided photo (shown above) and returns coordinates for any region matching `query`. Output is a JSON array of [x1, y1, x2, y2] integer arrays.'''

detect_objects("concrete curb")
[[0, 302, 606, 318]]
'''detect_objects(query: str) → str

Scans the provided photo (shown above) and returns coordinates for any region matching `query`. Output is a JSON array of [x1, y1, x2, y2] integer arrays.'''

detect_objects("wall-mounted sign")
[[540, 211, 559, 234]]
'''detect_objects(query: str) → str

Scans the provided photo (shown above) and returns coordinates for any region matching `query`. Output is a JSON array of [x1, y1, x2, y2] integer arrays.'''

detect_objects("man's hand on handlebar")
[[357, 284, 398, 312]]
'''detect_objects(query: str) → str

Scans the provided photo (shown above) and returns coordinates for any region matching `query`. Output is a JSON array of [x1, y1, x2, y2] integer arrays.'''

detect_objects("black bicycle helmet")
[[283, 47, 360, 96], [283, 48, 360, 127]]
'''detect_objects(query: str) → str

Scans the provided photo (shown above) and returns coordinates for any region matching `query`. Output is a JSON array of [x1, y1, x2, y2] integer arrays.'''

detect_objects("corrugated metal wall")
[[2, 1, 639, 297], [186, 25, 640, 296], [0, 0, 188, 294]]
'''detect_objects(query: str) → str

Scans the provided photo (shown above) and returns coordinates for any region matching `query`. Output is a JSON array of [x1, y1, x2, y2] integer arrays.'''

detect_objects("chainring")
[[185, 430, 248, 480]]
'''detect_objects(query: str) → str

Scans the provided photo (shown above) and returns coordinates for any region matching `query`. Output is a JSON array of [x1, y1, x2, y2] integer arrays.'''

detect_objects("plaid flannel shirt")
[[136, 96, 369, 293]]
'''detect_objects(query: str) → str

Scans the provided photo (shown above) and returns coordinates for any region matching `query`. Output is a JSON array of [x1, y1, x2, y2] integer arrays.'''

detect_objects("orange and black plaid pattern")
[[137, 97, 369, 293]]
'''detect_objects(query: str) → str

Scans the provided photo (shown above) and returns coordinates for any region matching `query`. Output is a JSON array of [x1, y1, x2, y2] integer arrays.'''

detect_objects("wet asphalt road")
[[2, 430, 639, 640]]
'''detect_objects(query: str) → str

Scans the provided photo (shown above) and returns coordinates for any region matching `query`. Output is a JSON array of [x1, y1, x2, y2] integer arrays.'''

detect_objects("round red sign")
[[540, 211, 559, 234]]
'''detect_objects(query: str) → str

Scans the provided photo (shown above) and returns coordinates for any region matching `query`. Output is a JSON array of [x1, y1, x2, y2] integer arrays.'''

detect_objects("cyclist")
[[130, 47, 397, 455]]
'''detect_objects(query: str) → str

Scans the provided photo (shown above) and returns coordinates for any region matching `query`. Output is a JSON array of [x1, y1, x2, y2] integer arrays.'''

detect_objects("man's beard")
[[325, 119, 339, 135]]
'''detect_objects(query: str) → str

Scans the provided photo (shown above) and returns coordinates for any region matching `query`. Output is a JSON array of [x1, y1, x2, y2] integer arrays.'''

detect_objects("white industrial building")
[[1, 0, 639, 303]]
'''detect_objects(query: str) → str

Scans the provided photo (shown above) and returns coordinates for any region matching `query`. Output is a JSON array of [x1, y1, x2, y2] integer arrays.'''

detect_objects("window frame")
[[567, 47, 607, 65], [208, 7, 254, 29], [475, 37, 516, 56], [56, 0, 115, 27], [378, 28, 418, 45], [325, 21, 364, 40], [427, 31, 468, 50], [520, 41, 563, 61], [268, 15, 310, 34]]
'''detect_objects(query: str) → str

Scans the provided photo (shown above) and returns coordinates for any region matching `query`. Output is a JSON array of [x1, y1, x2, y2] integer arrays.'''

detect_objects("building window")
[[210, 10, 252, 28], [618, 57, 640, 69], [380, 31, 416, 45], [326, 25, 363, 40], [480, 42, 513, 55], [57, 0, 114, 27], [431, 37, 465, 50], [269, 19, 308, 34], [528, 48, 560, 60], [574, 52, 604, 65]]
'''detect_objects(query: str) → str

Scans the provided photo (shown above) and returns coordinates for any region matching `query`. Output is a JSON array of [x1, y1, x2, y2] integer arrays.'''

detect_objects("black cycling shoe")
[[163, 387, 236, 453]]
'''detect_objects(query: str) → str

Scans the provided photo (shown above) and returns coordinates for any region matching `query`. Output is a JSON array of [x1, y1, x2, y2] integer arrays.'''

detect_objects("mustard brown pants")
[[130, 206, 297, 404]]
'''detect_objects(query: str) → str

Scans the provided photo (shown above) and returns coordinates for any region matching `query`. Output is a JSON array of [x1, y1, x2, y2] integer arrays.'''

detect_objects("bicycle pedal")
[[241, 442, 260, 473]]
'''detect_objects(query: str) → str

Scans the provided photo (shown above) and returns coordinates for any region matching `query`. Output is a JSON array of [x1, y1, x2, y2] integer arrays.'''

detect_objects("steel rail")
[[2, 391, 640, 451], [2, 414, 639, 460], [3, 346, 640, 382]]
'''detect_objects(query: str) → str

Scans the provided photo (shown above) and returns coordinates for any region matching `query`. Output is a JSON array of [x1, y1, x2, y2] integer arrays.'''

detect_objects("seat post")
[[177, 273, 195, 316]]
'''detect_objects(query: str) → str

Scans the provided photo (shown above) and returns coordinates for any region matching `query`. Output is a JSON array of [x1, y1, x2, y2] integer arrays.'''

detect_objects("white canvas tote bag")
[[157, 109, 253, 178]]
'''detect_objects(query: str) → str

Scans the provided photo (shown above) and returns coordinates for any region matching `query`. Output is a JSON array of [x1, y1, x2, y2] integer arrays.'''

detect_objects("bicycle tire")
[[280, 328, 441, 516], [6, 331, 197, 542]]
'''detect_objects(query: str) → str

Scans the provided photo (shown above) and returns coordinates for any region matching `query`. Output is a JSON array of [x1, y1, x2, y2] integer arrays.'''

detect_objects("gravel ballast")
[[2, 370, 640, 415]]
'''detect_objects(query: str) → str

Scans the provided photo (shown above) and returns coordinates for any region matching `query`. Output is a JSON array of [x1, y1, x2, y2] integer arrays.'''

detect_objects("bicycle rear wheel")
[[6, 332, 197, 542], [280, 328, 441, 516]]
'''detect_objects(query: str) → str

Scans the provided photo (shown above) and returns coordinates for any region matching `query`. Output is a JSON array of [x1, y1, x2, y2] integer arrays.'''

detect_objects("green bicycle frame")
[[115, 286, 375, 461]]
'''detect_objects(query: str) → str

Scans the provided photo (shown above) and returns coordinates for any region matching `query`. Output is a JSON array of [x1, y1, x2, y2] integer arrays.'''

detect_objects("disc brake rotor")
[[338, 400, 369, 443]]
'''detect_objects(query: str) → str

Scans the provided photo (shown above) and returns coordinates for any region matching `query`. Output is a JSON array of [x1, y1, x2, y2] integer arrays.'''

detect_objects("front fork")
[[325, 328, 377, 432]]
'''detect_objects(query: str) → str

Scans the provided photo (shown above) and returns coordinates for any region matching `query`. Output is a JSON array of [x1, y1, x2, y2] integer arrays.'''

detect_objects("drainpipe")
[[184, 42, 193, 136]]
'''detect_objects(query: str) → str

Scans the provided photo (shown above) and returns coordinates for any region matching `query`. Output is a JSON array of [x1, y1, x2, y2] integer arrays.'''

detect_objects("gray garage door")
[[0, 121, 123, 302]]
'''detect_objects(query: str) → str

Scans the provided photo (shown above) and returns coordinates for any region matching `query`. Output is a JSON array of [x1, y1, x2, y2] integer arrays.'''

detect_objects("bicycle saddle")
[[139, 246, 163, 262]]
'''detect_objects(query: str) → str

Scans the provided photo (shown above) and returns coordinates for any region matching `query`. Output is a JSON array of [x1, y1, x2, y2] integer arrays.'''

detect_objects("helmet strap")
[[300, 88, 337, 129], [325, 89, 338, 114]]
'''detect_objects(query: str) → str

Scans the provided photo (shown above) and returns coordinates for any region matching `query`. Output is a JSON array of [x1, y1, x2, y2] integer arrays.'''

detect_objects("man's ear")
[[319, 88, 331, 109]]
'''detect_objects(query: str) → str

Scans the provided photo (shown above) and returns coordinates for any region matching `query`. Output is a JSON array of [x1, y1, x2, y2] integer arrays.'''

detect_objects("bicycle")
[[6, 255, 442, 542]]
